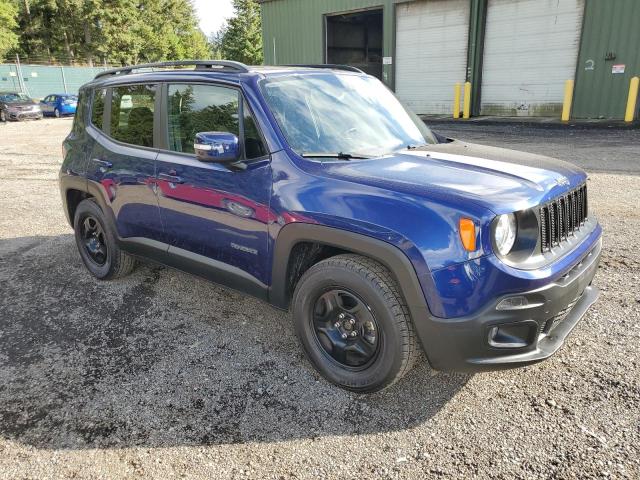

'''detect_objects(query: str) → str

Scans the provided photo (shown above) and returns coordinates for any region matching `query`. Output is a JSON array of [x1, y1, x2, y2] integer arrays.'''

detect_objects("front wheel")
[[292, 254, 419, 393], [54, 108, 60, 118], [73, 199, 136, 280]]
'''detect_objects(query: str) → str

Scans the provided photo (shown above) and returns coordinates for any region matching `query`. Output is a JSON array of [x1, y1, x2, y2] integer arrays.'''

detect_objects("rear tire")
[[73, 199, 136, 280], [292, 254, 419, 393]]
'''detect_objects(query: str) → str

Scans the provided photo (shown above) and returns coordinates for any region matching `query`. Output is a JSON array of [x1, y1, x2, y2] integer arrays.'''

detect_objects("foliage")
[[13, 0, 211, 65], [0, 0, 19, 59], [217, 0, 263, 65]]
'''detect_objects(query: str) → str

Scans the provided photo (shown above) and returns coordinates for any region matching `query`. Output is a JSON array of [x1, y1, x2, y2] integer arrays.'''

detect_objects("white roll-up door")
[[480, 0, 584, 116], [395, 0, 470, 115]]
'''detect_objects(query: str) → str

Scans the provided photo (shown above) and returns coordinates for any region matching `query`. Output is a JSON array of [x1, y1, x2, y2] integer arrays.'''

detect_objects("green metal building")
[[260, 0, 640, 120]]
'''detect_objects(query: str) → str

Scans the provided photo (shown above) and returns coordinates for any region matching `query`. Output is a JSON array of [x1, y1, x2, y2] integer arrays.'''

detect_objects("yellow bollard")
[[453, 83, 461, 119], [625, 76, 639, 123], [561, 79, 574, 122], [463, 81, 471, 119]]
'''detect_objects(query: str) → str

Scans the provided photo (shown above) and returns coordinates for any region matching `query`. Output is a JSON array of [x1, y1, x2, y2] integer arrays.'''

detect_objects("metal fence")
[[0, 62, 109, 99]]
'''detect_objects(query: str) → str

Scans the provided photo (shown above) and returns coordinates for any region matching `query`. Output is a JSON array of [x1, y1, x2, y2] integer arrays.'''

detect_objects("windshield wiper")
[[406, 143, 429, 150], [301, 152, 371, 160]]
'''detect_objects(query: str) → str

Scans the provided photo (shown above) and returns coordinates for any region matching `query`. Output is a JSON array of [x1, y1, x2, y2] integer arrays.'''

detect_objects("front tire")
[[73, 199, 136, 280], [54, 108, 60, 118], [292, 254, 419, 393]]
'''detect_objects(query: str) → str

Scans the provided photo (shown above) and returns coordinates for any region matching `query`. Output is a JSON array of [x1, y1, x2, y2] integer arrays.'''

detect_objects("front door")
[[155, 82, 272, 291], [41, 95, 55, 114]]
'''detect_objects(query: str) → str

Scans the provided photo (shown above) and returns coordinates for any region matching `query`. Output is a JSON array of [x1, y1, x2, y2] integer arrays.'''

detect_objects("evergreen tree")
[[13, 0, 211, 65], [0, 0, 20, 59], [219, 0, 263, 65]]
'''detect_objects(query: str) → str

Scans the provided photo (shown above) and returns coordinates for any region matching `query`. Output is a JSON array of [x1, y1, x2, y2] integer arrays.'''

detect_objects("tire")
[[292, 254, 419, 393], [54, 108, 60, 118], [0, 110, 6, 122], [73, 198, 136, 280]]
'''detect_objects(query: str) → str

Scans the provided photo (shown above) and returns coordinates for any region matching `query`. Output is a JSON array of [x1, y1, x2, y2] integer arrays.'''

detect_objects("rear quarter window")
[[71, 89, 89, 136], [91, 89, 106, 130]]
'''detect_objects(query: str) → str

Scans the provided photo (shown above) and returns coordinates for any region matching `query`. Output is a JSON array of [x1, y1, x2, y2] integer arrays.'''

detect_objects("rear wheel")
[[292, 254, 419, 393], [73, 199, 136, 280]]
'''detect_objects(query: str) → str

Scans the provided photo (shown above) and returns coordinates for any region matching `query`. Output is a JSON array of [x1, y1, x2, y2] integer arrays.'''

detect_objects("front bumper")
[[8, 110, 43, 121], [418, 237, 601, 372]]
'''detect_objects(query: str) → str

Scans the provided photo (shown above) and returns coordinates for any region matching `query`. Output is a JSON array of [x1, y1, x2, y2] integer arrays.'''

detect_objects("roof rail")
[[94, 60, 250, 80], [284, 64, 365, 74]]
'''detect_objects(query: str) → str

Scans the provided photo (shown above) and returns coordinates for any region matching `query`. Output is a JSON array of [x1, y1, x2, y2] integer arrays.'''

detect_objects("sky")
[[193, 0, 235, 38]]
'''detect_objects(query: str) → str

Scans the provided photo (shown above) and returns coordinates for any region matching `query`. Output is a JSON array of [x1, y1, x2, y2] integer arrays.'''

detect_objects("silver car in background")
[[0, 92, 43, 122]]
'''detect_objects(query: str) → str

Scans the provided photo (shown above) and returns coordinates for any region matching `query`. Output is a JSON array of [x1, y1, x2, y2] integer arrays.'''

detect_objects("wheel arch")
[[269, 223, 432, 321]]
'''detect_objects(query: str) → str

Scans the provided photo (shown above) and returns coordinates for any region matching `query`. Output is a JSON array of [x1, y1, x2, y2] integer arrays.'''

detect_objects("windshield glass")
[[260, 73, 437, 157], [0, 93, 31, 103]]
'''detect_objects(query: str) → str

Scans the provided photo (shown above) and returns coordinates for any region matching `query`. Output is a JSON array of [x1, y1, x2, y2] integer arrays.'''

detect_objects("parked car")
[[59, 61, 601, 392], [40, 93, 78, 118], [0, 91, 43, 121]]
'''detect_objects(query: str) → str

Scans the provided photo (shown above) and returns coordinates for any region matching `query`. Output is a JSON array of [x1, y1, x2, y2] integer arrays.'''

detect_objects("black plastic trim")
[[270, 224, 432, 318]]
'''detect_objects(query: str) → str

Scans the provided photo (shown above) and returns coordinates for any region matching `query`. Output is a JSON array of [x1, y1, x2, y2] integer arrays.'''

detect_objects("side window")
[[71, 89, 88, 136], [243, 100, 267, 159], [167, 84, 239, 154], [110, 84, 156, 147], [91, 89, 106, 130]]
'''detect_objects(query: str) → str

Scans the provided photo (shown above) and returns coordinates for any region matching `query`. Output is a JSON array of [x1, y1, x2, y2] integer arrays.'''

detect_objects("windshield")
[[0, 93, 31, 104], [260, 73, 437, 157]]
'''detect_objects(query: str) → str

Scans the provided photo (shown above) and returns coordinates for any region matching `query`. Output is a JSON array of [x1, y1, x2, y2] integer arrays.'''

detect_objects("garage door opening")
[[325, 9, 383, 80]]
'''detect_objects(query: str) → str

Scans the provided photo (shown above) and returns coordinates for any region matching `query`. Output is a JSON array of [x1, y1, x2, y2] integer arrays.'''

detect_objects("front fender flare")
[[269, 223, 432, 321]]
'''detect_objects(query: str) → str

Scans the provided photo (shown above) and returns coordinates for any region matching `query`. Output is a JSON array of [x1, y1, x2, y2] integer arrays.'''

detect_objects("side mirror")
[[194, 132, 240, 163]]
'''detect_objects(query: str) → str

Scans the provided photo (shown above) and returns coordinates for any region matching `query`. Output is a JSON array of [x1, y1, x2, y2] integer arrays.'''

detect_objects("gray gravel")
[[0, 119, 639, 479]]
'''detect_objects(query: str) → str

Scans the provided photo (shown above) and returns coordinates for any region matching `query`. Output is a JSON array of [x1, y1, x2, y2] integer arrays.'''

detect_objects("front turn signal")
[[459, 217, 477, 252]]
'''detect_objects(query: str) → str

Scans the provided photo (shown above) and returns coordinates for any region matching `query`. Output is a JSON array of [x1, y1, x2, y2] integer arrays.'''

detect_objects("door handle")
[[158, 173, 184, 184], [91, 158, 113, 168]]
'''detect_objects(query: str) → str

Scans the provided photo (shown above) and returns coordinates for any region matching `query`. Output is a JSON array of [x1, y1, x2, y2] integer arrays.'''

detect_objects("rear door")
[[155, 82, 272, 292], [86, 84, 164, 244]]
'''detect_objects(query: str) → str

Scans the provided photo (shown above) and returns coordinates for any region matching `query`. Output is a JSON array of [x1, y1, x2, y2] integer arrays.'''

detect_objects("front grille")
[[540, 184, 588, 252]]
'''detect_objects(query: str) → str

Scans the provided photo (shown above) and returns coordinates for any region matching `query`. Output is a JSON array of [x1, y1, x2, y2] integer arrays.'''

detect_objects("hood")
[[318, 140, 587, 215]]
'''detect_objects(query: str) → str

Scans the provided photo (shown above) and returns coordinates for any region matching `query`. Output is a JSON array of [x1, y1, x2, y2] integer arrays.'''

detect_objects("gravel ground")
[[0, 119, 639, 479]]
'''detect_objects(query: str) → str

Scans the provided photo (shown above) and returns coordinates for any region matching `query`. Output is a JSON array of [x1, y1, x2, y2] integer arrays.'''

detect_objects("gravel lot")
[[0, 119, 639, 479]]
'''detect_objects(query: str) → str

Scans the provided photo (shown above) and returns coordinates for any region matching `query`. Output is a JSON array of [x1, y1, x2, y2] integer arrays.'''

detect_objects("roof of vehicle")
[[90, 60, 364, 86]]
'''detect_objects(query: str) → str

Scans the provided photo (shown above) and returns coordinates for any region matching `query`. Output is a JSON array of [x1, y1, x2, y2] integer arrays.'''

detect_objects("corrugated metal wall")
[[572, 0, 640, 119], [0, 64, 107, 99], [261, 0, 400, 86]]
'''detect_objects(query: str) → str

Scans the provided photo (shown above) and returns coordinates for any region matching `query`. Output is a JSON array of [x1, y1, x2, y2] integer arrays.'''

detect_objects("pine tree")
[[220, 0, 263, 65]]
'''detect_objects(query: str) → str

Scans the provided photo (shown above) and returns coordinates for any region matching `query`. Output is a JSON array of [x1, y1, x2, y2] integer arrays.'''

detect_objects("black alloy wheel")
[[80, 215, 108, 266], [292, 254, 419, 393], [312, 289, 380, 369]]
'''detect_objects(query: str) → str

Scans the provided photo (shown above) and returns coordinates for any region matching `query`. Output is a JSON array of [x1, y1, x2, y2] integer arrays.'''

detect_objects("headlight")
[[493, 213, 517, 256]]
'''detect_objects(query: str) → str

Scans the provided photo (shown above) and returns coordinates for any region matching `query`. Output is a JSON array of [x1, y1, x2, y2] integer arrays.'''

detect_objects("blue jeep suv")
[[59, 61, 601, 392]]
